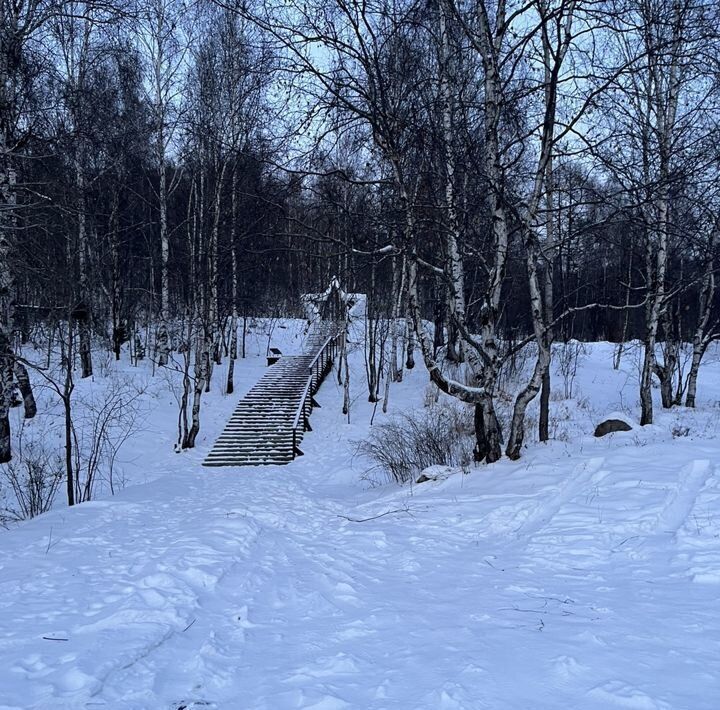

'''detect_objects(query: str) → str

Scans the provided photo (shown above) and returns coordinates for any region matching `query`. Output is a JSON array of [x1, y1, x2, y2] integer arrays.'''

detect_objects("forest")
[[4, 2, 720, 708], [2, 0, 720, 473]]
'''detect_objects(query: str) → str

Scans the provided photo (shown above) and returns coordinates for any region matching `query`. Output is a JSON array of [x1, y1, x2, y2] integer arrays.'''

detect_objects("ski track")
[[515, 456, 608, 539], [652, 459, 711, 536]]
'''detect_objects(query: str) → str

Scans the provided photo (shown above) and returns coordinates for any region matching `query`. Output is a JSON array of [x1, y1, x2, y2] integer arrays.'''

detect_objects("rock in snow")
[[594, 411, 636, 437], [415, 465, 454, 483]]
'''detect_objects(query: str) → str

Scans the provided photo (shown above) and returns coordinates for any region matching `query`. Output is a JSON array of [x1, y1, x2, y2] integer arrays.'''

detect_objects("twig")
[[498, 606, 549, 614], [182, 618, 196, 632], [45, 526, 58, 554], [42, 636, 68, 641], [612, 535, 640, 551], [337, 505, 413, 523]]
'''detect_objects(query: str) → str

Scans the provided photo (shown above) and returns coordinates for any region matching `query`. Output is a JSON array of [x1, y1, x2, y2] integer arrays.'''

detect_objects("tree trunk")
[[341, 328, 350, 418], [156, 156, 170, 366], [640, 0, 681, 425], [439, 0, 465, 365], [226, 168, 238, 395], [110, 193, 123, 361], [539, 137, 555, 442], [507, 344, 551, 460], [654, 319, 678, 410], [366, 255, 380, 402], [382, 259, 398, 414], [433, 299, 445, 356], [63, 322, 76, 506], [474, 394, 502, 464], [507, 220, 552, 458], [76, 155, 93, 379], [539, 369, 550, 441], [405, 317, 415, 370], [209, 160, 228, 368], [177, 308, 193, 450], [640, 341, 655, 426], [184, 328, 209, 449], [686, 224, 717, 407], [13, 360, 36, 419], [0, 252, 13, 463], [613, 246, 634, 370], [0, 336, 12, 463], [686, 340, 706, 408], [0, 21, 19, 463]]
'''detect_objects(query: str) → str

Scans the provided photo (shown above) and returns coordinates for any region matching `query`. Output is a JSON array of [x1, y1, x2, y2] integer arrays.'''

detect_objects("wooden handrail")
[[307, 334, 336, 371], [291, 333, 339, 456], [292, 378, 314, 432]]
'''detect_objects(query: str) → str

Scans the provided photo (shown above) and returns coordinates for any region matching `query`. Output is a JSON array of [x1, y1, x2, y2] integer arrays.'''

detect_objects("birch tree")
[[237, 0, 589, 462], [685, 205, 720, 407], [0, 0, 69, 460], [602, 0, 718, 424], [51, 1, 119, 379], [136, 0, 187, 366]]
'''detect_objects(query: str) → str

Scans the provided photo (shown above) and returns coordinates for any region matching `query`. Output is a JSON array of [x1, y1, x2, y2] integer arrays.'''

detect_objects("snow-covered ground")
[[1, 328, 720, 709]]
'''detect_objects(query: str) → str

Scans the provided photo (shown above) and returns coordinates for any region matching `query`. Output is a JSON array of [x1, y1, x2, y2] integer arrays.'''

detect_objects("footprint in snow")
[[552, 654, 588, 679], [588, 680, 670, 709]]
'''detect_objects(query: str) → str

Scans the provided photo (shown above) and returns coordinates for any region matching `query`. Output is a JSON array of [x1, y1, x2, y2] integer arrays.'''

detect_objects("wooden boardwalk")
[[203, 328, 339, 467]]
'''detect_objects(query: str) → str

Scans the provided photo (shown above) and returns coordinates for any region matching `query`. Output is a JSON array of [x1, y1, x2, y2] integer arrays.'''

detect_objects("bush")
[[555, 340, 587, 399], [0, 440, 64, 524], [71, 375, 147, 500], [359, 401, 474, 484]]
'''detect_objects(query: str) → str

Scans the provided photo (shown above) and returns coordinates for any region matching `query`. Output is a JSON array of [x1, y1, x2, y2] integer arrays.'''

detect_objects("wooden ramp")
[[203, 332, 338, 467]]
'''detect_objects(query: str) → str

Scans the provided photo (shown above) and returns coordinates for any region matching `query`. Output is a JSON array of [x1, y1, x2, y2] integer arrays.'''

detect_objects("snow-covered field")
[[2, 325, 720, 709]]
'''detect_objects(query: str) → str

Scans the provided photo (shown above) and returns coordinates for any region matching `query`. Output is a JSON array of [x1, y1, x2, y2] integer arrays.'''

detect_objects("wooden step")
[[202, 331, 338, 467]]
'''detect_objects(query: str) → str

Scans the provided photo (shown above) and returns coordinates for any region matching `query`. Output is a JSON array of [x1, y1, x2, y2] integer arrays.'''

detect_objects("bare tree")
[[601, 0, 719, 423]]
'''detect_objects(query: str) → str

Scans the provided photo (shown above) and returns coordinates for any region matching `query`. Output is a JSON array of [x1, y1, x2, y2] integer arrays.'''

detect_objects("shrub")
[[555, 340, 587, 399], [672, 425, 690, 438], [359, 400, 474, 484], [0, 440, 64, 524]]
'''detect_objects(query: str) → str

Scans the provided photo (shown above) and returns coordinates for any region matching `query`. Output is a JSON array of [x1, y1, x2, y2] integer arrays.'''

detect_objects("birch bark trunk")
[[0, 148, 15, 462], [365, 253, 379, 402], [13, 360, 35, 418], [75, 151, 92, 378], [539, 145, 555, 443], [209, 159, 228, 368], [506, 232, 552, 459], [439, 0, 465, 365], [226, 166, 238, 395], [613, 247, 634, 369], [686, 223, 717, 406], [500, 0, 576, 457], [184, 325, 209, 449], [639, 0, 682, 425], [0, 0, 23, 461], [110, 192, 122, 360], [383, 252, 406, 413], [156, 147, 170, 365]]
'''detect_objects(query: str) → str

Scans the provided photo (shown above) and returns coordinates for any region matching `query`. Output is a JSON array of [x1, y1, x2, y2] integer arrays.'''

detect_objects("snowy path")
[[3, 368, 720, 708]]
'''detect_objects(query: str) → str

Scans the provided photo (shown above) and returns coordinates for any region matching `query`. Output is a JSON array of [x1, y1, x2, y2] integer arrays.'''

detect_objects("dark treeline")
[[2, 0, 720, 470]]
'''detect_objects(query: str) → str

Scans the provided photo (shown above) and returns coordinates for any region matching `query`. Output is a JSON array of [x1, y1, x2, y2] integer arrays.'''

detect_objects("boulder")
[[416, 465, 453, 484], [594, 418, 632, 437]]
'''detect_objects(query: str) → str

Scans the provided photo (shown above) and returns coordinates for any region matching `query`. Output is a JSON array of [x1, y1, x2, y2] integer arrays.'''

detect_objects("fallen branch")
[[337, 505, 414, 523], [182, 619, 196, 632]]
